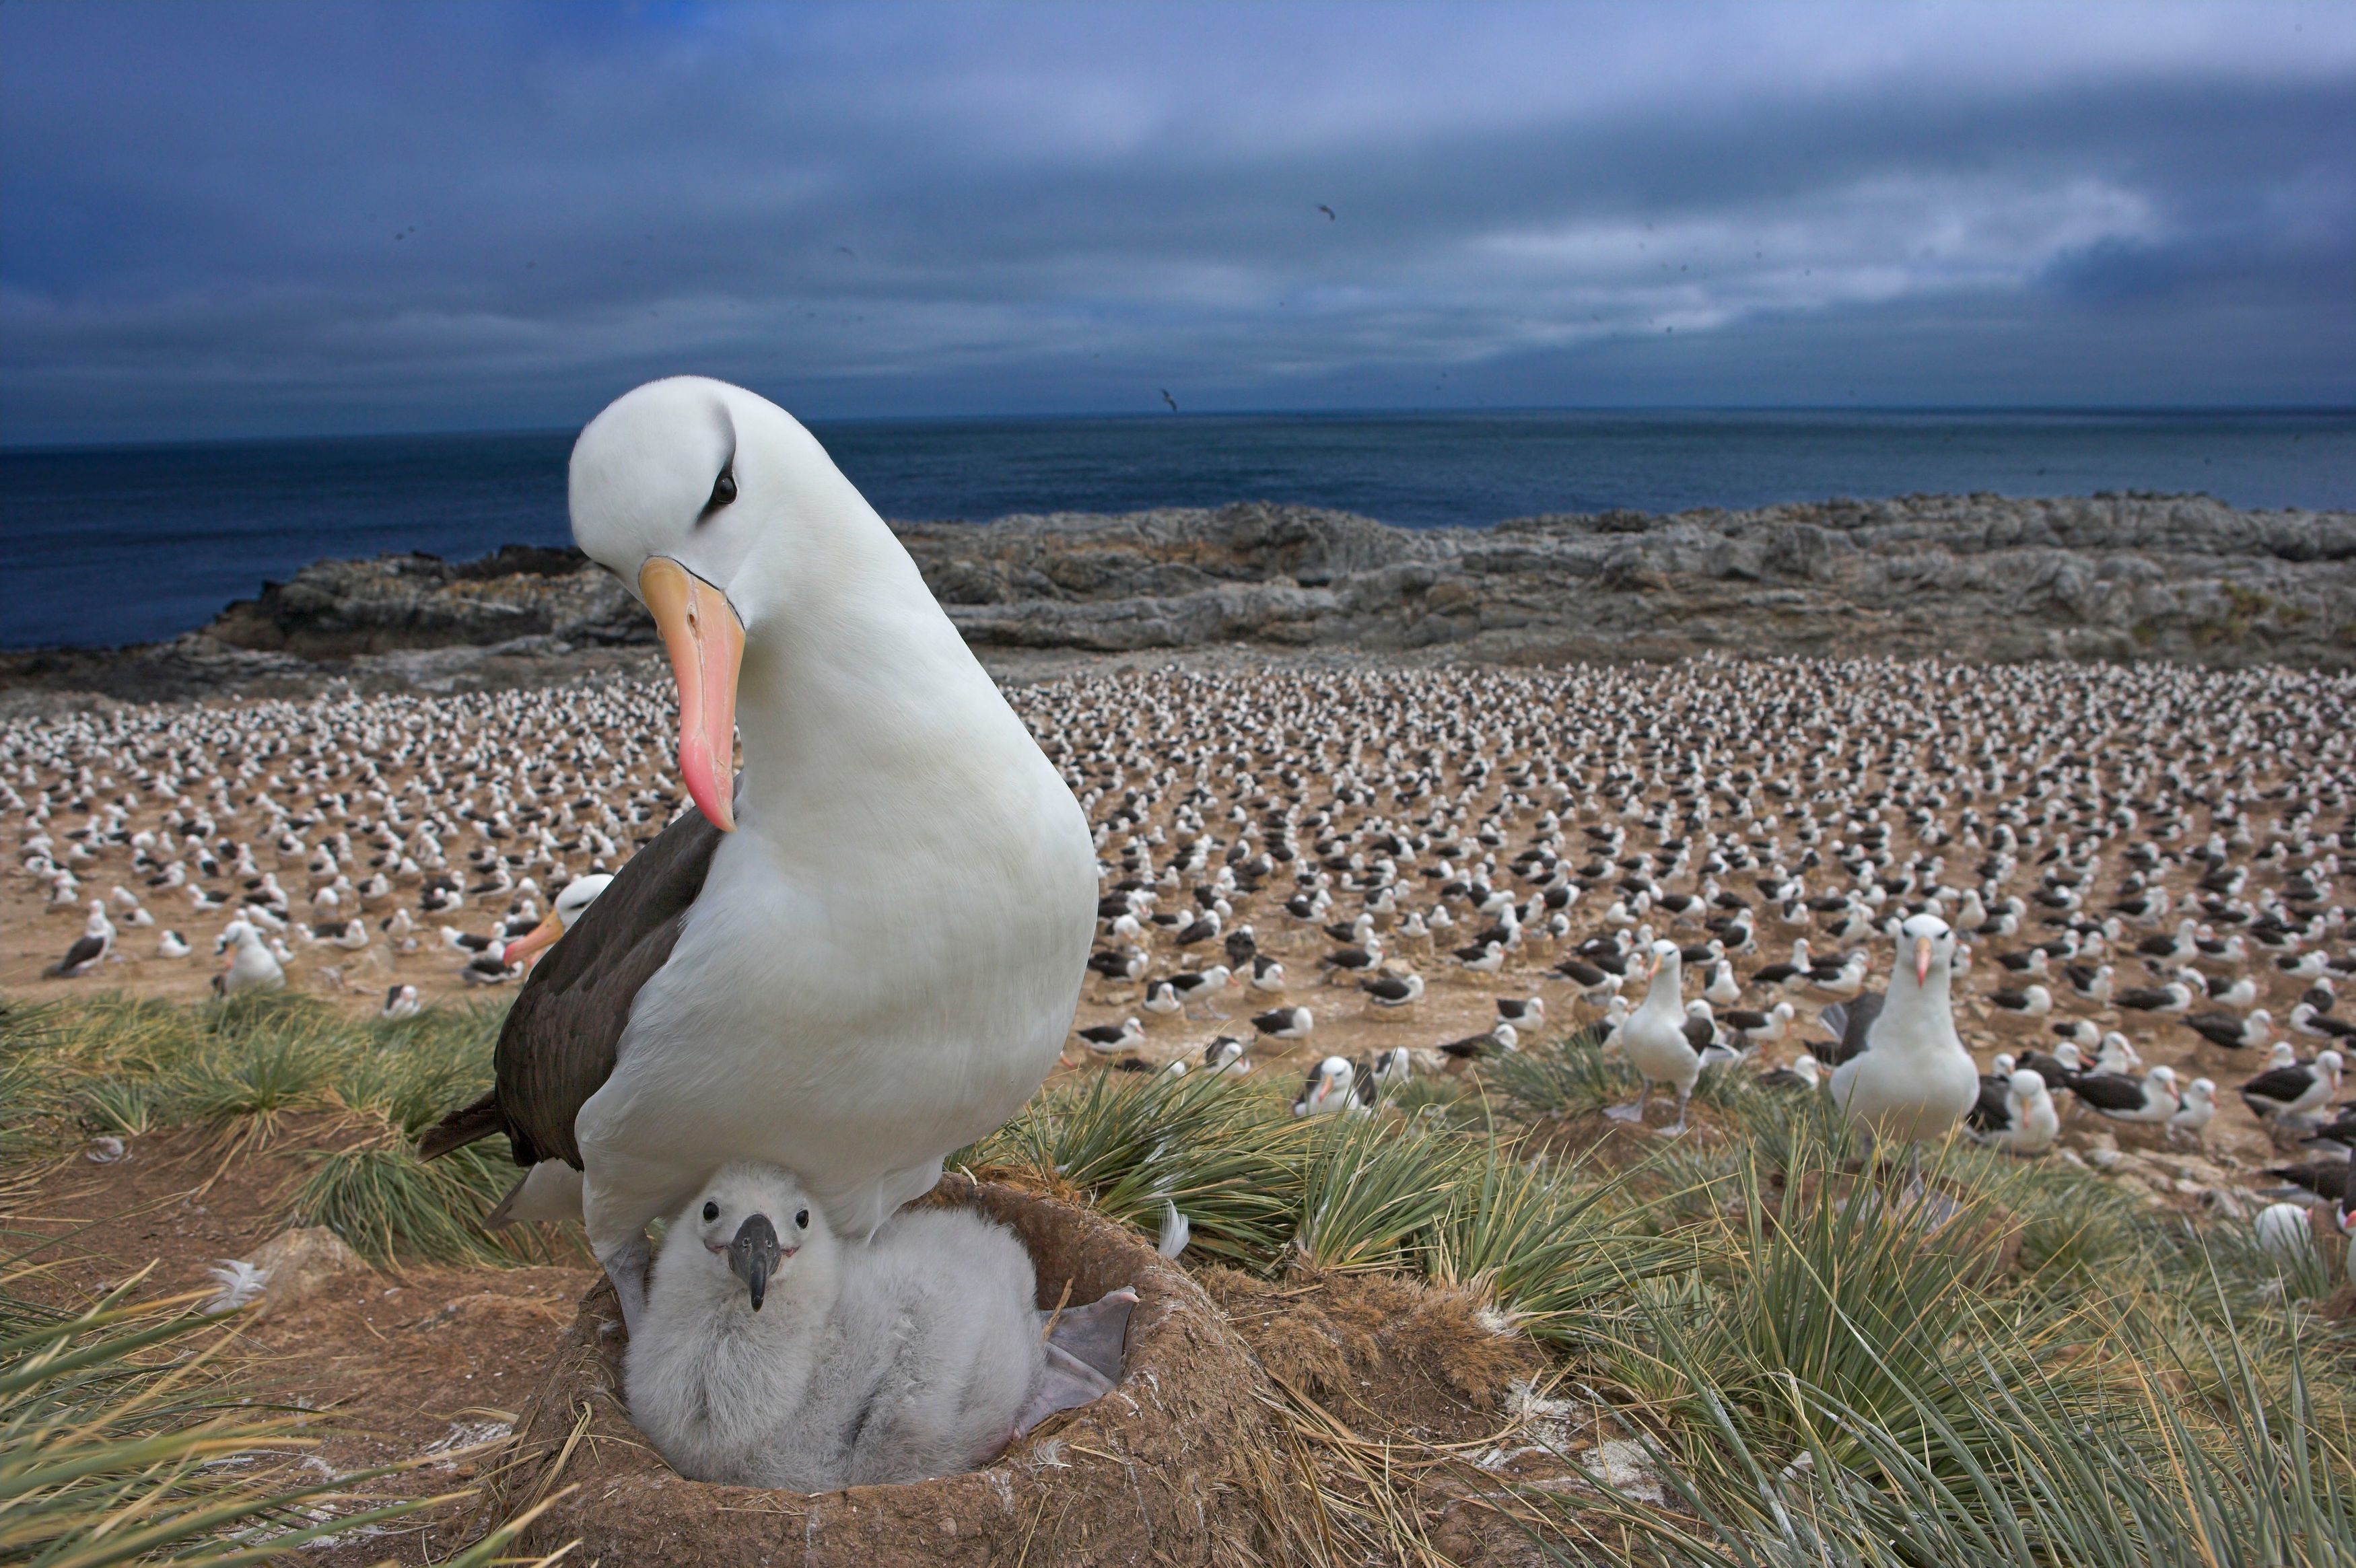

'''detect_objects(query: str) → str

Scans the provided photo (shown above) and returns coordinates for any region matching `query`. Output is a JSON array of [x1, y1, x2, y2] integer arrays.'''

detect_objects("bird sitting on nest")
[[421, 378, 1098, 1333]]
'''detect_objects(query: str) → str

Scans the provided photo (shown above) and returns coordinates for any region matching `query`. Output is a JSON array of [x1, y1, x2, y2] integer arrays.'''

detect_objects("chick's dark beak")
[[729, 1213, 782, 1310]]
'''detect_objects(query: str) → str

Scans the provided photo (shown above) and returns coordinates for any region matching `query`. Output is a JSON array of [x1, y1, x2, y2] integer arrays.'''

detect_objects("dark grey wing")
[[47, 935, 104, 976], [1810, 991, 1883, 1065], [1836, 990, 1885, 1064], [2238, 1067, 2309, 1104], [1968, 1079, 2011, 1132], [495, 805, 724, 1168], [1683, 1013, 1716, 1053], [419, 802, 722, 1166], [2071, 1073, 2146, 1112]]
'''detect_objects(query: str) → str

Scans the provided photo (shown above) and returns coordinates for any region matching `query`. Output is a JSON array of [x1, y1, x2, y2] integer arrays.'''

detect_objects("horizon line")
[[5, 402, 2353, 456]]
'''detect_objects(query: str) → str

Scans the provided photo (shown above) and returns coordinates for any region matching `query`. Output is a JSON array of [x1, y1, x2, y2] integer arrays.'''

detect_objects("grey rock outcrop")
[[204, 544, 654, 657], [897, 493, 2356, 668], [6, 493, 2352, 703]]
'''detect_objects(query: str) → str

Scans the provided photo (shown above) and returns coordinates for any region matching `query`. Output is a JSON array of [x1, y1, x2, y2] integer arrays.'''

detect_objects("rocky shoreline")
[[6, 491, 2352, 705]]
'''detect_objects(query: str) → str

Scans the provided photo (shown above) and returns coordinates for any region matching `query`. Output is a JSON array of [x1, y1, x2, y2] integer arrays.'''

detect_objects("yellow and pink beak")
[[504, 908, 567, 970], [1914, 935, 1935, 986], [639, 557, 746, 833]]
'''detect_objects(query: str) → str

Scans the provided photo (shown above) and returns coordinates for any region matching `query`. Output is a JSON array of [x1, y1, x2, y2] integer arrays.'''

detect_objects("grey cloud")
[[2, 1, 2350, 443]]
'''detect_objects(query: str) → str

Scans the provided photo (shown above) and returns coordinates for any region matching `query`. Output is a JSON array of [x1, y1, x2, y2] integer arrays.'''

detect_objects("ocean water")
[[2, 408, 2350, 651]]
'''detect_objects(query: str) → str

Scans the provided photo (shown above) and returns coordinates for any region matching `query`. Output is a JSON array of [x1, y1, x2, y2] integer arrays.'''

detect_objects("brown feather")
[[417, 800, 724, 1170]]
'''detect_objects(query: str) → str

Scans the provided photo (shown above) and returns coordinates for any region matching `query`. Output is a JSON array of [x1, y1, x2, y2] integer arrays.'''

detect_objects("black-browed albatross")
[[421, 377, 1098, 1331]]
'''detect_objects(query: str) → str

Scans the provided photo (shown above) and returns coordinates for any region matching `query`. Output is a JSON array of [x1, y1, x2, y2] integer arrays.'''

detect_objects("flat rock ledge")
[[7, 492, 2353, 703]]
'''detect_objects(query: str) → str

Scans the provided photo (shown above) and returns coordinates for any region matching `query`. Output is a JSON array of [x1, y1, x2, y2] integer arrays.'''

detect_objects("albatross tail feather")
[[417, 1090, 502, 1160]]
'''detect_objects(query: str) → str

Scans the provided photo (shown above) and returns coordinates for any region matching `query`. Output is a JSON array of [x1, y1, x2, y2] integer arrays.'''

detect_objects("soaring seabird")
[[421, 378, 1097, 1330]]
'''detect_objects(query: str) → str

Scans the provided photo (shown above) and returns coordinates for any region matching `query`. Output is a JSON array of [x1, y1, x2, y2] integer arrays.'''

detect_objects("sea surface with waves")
[[3, 408, 2351, 651]]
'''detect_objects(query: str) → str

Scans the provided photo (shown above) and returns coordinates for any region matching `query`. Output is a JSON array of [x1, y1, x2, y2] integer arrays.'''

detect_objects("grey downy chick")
[[627, 1162, 1137, 1491], [837, 1197, 1144, 1484], [623, 1162, 865, 1489], [835, 1203, 1049, 1485]]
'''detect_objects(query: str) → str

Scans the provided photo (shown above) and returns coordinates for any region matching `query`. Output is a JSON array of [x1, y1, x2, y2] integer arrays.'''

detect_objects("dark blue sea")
[[3, 408, 2351, 651]]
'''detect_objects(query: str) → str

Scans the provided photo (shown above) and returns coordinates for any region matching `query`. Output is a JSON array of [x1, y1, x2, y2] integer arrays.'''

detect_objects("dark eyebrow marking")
[[697, 404, 739, 524]]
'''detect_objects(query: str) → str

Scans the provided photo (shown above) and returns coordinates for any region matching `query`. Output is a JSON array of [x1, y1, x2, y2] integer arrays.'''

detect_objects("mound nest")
[[476, 1177, 1286, 1566]]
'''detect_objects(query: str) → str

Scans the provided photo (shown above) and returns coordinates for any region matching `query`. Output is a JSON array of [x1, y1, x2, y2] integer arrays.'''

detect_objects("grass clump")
[[0, 989, 555, 1269], [969, 1065, 1310, 1270], [1294, 1111, 1486, 1271], [0, 1276, 430, 1565], [1424, 1146, 1693, 1348], [291, 1133, 568, 1268]]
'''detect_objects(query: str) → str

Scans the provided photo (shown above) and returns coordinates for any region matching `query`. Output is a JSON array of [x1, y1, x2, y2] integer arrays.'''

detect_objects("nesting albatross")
[[421, 378, 1099, 1331]]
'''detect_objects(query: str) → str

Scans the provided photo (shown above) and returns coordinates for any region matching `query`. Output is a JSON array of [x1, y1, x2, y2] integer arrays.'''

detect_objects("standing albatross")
[[420, 377, 1098, 1330], [1828, 912, 1979, 1185]]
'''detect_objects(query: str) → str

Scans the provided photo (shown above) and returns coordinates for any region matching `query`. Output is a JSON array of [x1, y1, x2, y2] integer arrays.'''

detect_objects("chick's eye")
[[794, 1209, 808, 1230], [702, 1201, 719, 1222], [707, 468, 736, 509]]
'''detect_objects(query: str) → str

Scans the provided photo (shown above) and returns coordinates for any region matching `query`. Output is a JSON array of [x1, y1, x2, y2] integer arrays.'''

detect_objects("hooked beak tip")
[[640, 557, 744, 834], [727, 1211, 782, 1311]]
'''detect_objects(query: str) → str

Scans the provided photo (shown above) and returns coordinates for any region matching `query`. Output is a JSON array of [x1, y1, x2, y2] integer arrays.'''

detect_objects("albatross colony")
[[7, 624, 2356, 1207]]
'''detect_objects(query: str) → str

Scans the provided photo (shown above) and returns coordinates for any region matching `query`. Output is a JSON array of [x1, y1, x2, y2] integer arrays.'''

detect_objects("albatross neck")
[[726, 522, 1029, 832]]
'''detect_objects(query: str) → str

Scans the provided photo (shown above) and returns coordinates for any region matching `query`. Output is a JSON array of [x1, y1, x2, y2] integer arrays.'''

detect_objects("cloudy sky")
[[3, 0, 2351, 444]]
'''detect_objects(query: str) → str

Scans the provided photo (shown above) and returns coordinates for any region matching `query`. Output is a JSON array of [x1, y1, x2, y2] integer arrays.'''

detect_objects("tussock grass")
[[1424, 1146, 1694, 1347], [292, 1129, 571, 1267], [0, 1275, 428, 1565], [0, 990, 559, 1268], [1, 1264, 580, 1565], [1294, 1112, 1487, 1272], [967, 1065, 1310, 1269], [7, 989, 2352, 1563]]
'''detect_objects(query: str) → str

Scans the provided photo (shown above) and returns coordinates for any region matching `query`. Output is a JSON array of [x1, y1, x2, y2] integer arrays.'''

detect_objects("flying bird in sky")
[[1317, 205, 1336, 221], [1160, 389, 1178, 412]]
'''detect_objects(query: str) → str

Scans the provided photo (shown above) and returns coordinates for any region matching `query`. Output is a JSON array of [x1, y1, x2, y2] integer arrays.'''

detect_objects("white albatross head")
[[569, 377, 884, 832], [1896, 912, 1958, 989], [503, 871, 615, 968]]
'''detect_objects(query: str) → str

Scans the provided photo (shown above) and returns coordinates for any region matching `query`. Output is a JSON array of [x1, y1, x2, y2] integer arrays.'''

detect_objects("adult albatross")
[[1827, 912, 1979, 1185], [420, 377, 1098, 1330]]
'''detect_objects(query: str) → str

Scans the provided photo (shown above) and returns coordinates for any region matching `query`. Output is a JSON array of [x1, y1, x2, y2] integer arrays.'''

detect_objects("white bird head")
[[1897, 912, 1955, 989], [571, 378, 874, 833], [504, 871, 615, 968], [668, 1161, 831, 1313], [2007, 1069, 2047, 1102]]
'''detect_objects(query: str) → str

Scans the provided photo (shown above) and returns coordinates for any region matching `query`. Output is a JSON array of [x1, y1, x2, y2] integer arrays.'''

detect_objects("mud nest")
[[477, 1177, 1289, 1566]]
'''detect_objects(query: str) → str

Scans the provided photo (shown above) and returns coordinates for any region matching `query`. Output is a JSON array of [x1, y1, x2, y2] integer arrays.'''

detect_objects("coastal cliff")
[[5, 492, 2351, 703]]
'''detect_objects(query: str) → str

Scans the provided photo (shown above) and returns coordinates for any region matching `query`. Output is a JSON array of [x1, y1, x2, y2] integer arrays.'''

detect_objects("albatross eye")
[[702, 1200, 719, 1222], [707, 468, 737, 509], [794, 1209, 808, 1230]]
